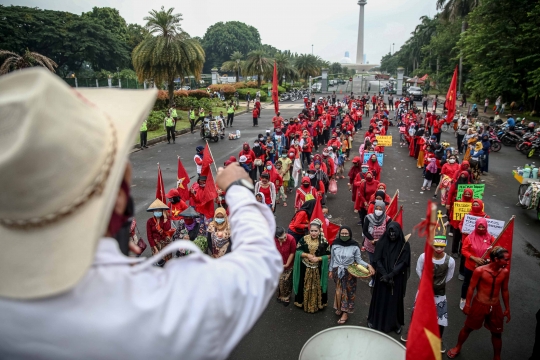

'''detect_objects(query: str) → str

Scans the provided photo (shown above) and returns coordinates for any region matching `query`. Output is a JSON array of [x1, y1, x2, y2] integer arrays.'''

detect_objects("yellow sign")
[[453, 202, 472, 221], [376, 135, 392, 147]]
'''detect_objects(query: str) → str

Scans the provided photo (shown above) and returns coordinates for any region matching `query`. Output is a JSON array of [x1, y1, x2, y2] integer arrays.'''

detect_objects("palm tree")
[[243, 49, 272, 88], [132, 6, 205, 106], [436, 0, 481, 92], [274, 52, 298, 85], [220, 51, 244, 82], [0, 49, 57, 75], [294, 54, 320, 81]]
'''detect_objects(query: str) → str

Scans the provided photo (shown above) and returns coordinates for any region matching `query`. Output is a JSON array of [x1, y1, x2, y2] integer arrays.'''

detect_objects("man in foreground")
[[447, 247, 511, 360], [0, 69, 282, 360]]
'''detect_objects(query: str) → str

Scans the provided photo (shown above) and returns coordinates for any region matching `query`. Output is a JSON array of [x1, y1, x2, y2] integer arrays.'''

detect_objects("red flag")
[[406, 202, 441, 360], [482, 216, 514, 275], [199, 144, 218, 205], [393, 206, 403, 228], [156, 163, 166, 204], [177, 156, 190, 201], [327, 222, 341, 246], [387, 190, 399, 218], [445, 66, 458, 124], [272, 61, 279, 114], [310, 199, 328, 240]]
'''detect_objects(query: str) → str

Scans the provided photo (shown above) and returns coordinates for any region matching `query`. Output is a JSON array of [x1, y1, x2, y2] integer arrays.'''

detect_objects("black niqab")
[[373, 222, 410, 275]]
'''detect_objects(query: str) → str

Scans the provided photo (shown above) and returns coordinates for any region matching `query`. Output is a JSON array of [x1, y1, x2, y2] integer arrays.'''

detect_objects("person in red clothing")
[[458, 217, 496, 310], [166, 188, 188, 221], [295, 176, 318, 211], [453, 160, 472, 182], [367, 190, 391, 214], [194, 145, 204, 175], [309, 154, 328, 174], [432, 115, 444, 143], [288, 199, 316, 243], [146, 199, 173, 264], [367, 153, 382, 181], [348, 157, 362, 201], [459, 199, 489, 232], [354, 171, 380, 226], [272, 112, 283, 130], [252, 106, 260, 126], [265, 160, 283, 189], [371, 93, 377, 110], [327, 132, 341, 148], [189, 175, 215, 222], [447, 185, 474, 261], [239, 142, 256, 181], [321, 149, 336, 179], [275, 226, 297, 305], [434, 154, 460, 205], [300, 130, 313, 169]]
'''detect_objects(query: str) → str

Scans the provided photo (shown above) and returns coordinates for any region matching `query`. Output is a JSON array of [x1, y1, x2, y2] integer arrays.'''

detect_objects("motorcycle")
[[200, 119, 221, 142], [500, 129, 525, 147], [280, 92, 290, 102], [488, 130, 502, 152], [515, 132, 536, 152], [526, 138, 540, 158]]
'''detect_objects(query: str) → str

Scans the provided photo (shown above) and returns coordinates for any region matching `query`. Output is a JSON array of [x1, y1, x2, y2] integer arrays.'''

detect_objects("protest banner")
[[376, 135, 392, 147], [453, 202, 472, 221], [461, 215, 505, 237], [363, 152, 384, 166], [457, 184, 485, 199]]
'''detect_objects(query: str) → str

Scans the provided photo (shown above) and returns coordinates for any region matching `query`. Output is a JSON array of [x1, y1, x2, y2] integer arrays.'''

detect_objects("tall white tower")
[[357, 0, 367, 64]]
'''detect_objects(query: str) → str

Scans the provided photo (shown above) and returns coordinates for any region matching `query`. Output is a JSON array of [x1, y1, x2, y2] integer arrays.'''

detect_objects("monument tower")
[[357, 0, 367, 64]]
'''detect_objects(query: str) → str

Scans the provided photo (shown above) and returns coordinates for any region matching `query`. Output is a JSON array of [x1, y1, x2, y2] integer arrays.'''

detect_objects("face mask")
[[254, 142, 260, 147], [373, 142, 378, 146], [243, 146, 249, 150], [215, 218, 225, 224], [374, 210, 383, 216], [184, 218, 194, 225], [340, 236, 350, 241], [199, 183, 206, 188], [153, 211, 163, 218], [171, 196, 180, 204], [308, 173, 315, 179], [302, 183, 310, 188], [389, 230, 397, 241], [449, 159, 456, 163], [472, 205, 481, 212], [371, 158, 377, 162], [476, 227, 487, 235], [259, 137, 264, 141], [366, 176, 373, 181], [362, 168, 368, 173], [266, 165, 272, 170]]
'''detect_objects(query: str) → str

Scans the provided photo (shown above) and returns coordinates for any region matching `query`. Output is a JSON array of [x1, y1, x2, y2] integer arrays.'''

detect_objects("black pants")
[[451, 226, 462, 254], [253, 117, 258, 126], [423, 102, 428, 112], [166, 126, 175, 142], [140, 131, 147, 148], [388, 101, 394, 110], [318, 134, 324, 148], [173, 118, 178, 131], [358, 208, 367, 225], [227, 113, 234, 126], [457, 134, 465, 153], [322, 130, 330, 145], [435, 132, 441, 143], [301, 151, 311, 169], [461, 267, 474, 299], [190, 118, 200, 133], [313, 135, 319, 151]]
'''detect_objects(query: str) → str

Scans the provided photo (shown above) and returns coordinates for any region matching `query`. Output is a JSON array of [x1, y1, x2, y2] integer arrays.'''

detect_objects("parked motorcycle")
[[488, 130, 502, 152], [200, 119, 221, 142], [500, 129, 524, 146]]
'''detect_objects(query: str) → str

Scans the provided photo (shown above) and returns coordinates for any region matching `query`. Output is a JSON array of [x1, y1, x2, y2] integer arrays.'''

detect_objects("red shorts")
[[465, 297, 504, 333]]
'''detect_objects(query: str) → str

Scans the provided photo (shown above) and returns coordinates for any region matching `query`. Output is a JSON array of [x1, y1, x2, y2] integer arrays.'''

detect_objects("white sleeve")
[[446, 256, 456, 283], [416, 253, 425, 279]]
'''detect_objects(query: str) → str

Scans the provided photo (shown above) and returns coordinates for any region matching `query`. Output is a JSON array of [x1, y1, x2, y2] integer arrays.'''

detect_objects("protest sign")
[[363, 152, 384, 166], [453, 202, 472, 221], [461, 215, 505, 237], [457, 184, 485, 199], [376, 135, 392, 147]]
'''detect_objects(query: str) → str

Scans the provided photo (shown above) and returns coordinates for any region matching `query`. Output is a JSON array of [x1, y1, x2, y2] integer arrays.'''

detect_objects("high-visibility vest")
[[227, 105, 235, 114], [199, 110, 205, 117], [165, 117, 174, 127], [190, 110, 196, 120], [140, 121, 147, 131], [170, 108, 177, 117]]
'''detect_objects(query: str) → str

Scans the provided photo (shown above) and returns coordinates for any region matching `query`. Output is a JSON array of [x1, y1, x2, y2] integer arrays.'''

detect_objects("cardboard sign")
[[461, 215, 505, 237], [376, 135, 393, 147], [363, 152, 384, 166], [457, 184, 485, 199], [453, 202, 472, 221]]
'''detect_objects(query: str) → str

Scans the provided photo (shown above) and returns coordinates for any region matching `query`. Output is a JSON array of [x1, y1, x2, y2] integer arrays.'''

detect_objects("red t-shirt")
[[275, 234, 297, 268]]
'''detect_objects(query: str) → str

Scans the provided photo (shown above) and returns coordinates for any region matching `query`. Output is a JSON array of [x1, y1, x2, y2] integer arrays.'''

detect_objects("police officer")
[[227, 102, 236, 127], [164, 111, 175, 144]]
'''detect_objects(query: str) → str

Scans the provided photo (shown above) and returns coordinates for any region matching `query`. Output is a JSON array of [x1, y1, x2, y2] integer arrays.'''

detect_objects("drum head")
[[299, 326, 405, 360]]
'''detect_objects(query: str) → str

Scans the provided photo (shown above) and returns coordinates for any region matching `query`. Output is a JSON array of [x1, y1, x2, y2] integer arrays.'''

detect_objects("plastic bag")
[[328, 179, 338, 194]]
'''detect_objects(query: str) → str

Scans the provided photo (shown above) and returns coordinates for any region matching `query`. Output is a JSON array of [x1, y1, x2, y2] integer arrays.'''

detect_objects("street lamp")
[[393, 43, 395, 55], [312, 44, 313, 55]]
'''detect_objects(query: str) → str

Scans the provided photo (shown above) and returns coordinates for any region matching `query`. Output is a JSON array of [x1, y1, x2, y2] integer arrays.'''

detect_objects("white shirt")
[[416, 253, 455, 283], [0, 186, 281, 360]]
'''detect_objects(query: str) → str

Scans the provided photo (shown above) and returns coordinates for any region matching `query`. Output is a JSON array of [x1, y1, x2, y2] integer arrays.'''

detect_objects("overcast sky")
[[2, 0, 439, 65]]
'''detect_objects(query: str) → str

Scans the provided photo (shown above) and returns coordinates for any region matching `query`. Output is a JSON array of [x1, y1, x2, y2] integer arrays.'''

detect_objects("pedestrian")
[[459, 217, 495, 310], [166, 188, 189, 229], [293, 219, 330, 313], [388, 94, 394, 110], [288, 199, 316, 243], [422, 95, 428, 112], [234, 90, 239, 107], [367, 222, 411, 334], [401, 236, 455, 354], [422, 154, 438, 191], [246, 91, 251, 110], [484, 98, 489, 113], [206, 207, 232, 258], [252, 106, 259, 127], [447, 247, 511, 360], [495, 96, 502, 112], [146, 199, 173, 265], [329, 226, 375, 324], [274, 227, 296, 305], [140, 119, 148, 149], [226, 102, 235, 127], [367, 153, 382, 181], [169, 103, 178, 131], [255, 99, 261, 118], [274, 160, 288, 207], [433, 95, 438, 112], [456, 118, 468, 153], [363, 200, 392, 287], [481, 134, 490, 174], [254, 172, 276, 212], [198, 106, 205, 124], [462, 93, 467, 107], [189, 106, 197, 133], [171, 206, 206, 246], [194, 145, 204, 175], [354, 170, 380, 227], [294, 176, 318, 211], [278, 153, 292, 196], [500, 102, 506, 114], [164, 111, 175, 144]]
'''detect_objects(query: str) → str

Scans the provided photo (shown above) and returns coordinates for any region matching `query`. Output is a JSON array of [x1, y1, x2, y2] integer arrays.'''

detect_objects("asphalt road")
[[129, 98, 540, 360]]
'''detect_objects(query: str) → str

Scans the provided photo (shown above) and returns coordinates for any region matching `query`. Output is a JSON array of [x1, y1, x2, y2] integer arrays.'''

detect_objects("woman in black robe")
[[367, 221, 411, 333]]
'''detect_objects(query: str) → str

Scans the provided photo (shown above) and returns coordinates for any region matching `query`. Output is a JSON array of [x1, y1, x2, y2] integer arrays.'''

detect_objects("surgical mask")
[[153, 211, 163, 218], [373, 142, 378, 146], [449, 159, 456, 163], [259, 137, 264, 141], [266, 165, 272, 170], [289, 152, 294, 157], [374, 210, 383, 216], [340, 236, 350, 241], [362, 168, 368, 173], [215, 218, 225, 224], [476, 227, 487, 235], [254, 142, 259, 147], [371, 158, 377, 162]]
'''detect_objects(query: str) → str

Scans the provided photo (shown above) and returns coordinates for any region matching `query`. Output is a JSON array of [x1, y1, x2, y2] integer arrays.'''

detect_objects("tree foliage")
[[0, 49, 57, 74], [243, 50, 272, 88]]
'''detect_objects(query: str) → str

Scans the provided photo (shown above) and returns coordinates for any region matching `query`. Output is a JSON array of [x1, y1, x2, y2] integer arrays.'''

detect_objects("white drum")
[[299, 326, 405, 360]]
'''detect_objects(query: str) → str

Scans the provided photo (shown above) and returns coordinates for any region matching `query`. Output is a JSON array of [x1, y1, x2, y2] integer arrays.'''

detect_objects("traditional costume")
[[206, 207, 231, 258]]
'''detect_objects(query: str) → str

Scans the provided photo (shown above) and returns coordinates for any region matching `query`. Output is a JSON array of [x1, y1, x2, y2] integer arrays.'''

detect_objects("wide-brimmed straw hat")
[[0, 68, 156, 299], [146, 199, 170, 212]]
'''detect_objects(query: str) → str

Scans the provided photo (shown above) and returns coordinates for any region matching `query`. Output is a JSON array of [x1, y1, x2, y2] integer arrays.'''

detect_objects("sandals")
[[421, 187, 426, 191], [446, 348, 460, 358], [283, 202, 288, 207], [337, 317, 348, 324]]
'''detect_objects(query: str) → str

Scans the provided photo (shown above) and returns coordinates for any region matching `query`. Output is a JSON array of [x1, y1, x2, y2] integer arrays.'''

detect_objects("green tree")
[[132, 6, 205, 106], [201, 21, 261, 73], [81, 7, 128, 42], [330, 62, 342, 75], [127, 24, 149, 51], [274, 52, 298, 85], [0, 49, 57, 74], [243, 49, 272, 88], [220, 51, 244, 82], [294, 54, 320, 81]]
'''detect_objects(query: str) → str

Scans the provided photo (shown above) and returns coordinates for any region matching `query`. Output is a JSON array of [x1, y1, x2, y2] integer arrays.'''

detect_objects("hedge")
[[237, 88, 267, 101], [147, 110, 167, 131]]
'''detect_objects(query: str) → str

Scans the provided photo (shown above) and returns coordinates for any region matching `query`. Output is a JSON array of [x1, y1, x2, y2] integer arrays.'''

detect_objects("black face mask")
[[171, 196, 181, 204], [389, 229, 397, 242], [114, 196, 134, 256]]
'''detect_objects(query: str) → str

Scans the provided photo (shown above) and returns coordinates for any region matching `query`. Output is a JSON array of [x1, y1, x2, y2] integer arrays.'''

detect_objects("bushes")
[[208, 84, 236, 99], [261, 83, 286, 94], [237, 88, 267, 101], [188, 89, 210, 99], [147, 110, 166, 131]]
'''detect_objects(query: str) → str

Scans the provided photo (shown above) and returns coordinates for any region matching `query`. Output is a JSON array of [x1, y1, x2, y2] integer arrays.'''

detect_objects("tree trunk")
[[236, 67, 239, 83], [168, 77, 175, 107], [257, 74, 262, 88], [458, 20, 466, 94]]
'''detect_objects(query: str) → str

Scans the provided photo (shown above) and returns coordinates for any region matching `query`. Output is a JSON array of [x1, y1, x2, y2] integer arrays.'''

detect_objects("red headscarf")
[[460, 187, 474, 202], [470, 199, 487, 217], [367, 153, 382, 180], [265, 160, 281, 184], [468, 218, 493, 256]]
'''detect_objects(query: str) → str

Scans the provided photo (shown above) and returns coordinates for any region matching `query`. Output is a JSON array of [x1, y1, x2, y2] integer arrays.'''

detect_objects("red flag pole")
[[272, 61, 279, 115]]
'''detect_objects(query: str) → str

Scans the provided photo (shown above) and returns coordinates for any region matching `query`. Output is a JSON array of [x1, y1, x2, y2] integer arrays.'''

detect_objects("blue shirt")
[[507, 117, 515, 127]]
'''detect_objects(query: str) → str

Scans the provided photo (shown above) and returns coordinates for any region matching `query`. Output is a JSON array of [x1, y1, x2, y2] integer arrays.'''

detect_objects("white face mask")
[[449, 159, 456, 163], [374, 210, 383, 216], [308, 173, 316, 179]]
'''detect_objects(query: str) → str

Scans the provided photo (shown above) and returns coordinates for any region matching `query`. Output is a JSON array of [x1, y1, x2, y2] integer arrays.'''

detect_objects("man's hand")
[[216, 163, 252, 191], [504, 309, 511, 323]]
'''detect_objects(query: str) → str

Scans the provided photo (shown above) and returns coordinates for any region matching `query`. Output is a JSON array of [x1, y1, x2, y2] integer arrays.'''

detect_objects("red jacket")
[[252, 108, 260, 118], [146, 216, 171, 248], [301, 137, 313, 153], [354, 177, 380, 211]]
